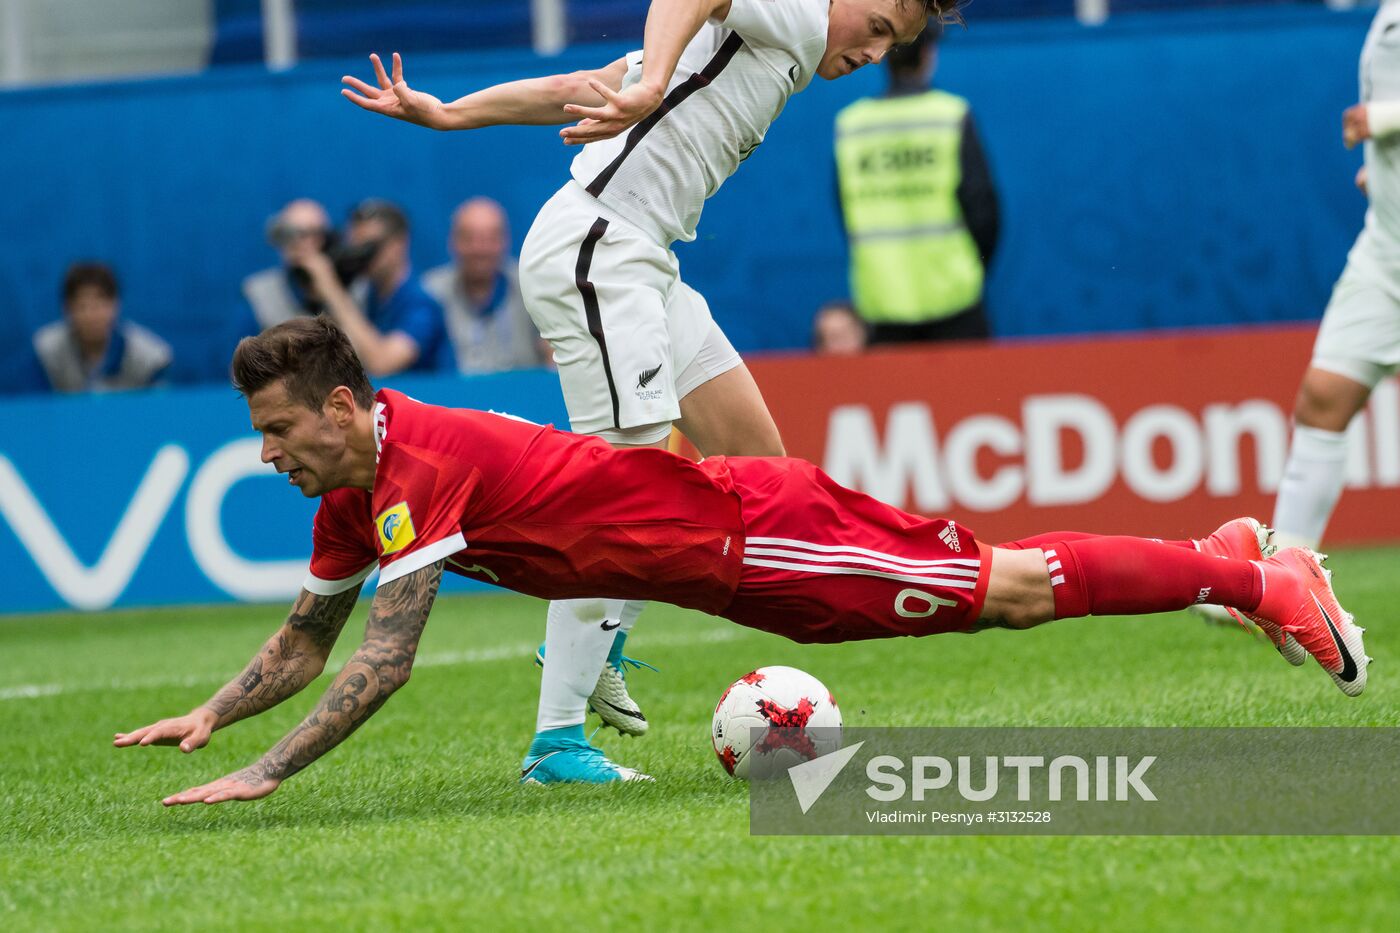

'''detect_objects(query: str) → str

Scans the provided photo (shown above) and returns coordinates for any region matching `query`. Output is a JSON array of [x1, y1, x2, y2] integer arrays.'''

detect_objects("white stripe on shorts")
[[741, 557, 980, 589], [744, 536, 981, 569], [744, 545, 981, 578]]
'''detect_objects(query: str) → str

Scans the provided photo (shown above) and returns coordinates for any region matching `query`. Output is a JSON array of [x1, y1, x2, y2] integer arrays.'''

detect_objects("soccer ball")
[[711, 665, 842, 780]]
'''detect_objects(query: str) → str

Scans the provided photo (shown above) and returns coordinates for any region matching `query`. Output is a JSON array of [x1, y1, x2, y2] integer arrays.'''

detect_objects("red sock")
[[1039, 536, 1263, 620], [999, 531, 1196, 551]]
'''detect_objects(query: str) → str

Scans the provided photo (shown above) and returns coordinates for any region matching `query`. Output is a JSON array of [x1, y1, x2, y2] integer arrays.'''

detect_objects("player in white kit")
[[343, 0, 952, 783], [1271, 0, 1400, 552]]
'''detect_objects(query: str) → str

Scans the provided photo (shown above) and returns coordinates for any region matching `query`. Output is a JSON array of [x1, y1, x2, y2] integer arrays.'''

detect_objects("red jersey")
[[304, 390, 745, 614]]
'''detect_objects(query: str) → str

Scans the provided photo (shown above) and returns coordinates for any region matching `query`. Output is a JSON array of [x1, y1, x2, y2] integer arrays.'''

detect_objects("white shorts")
[[1312, 243, 1400, 389], [520, 181, 742, 444]]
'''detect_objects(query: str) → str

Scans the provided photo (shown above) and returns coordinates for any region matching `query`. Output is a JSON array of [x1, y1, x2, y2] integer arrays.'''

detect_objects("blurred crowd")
[[14, 193, 552, 396], [13, 24, 1000, 396]]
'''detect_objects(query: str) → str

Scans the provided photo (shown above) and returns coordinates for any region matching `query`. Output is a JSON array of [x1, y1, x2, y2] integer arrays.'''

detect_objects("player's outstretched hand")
[[560, 79, 664, 146], [162, 766, 281, 807], [1357, 165, 1369, 196], [342, 52, 446, 129], [114, 708, 216, 754], [1343, 103, 1371, 149]]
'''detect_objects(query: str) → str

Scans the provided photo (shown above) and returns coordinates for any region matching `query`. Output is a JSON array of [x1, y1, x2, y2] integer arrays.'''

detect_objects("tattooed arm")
[[201, 586, 360, 728], [114, 586, 360, 753], [161, 561, 443, 806]]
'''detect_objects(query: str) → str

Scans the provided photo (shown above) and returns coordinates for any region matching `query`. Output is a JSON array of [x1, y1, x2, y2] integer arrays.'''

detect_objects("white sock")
[[1271, 424, 1350, 550], [535, 598, 625, 732], [619, 600, 645, 634]]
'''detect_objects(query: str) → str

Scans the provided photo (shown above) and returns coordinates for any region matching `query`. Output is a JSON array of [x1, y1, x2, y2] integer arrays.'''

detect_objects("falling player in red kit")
[[115, 319, 1369, 804]]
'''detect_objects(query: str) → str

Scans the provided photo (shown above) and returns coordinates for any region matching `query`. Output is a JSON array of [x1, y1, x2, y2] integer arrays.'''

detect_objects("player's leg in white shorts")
[[1273, 248, 1400, 548], [516, 183, 742, 776], [524, 183, 694, 441]]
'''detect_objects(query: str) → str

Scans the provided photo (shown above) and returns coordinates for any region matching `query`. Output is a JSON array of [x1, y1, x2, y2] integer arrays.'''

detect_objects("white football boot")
[[535, 632, 655, 737]]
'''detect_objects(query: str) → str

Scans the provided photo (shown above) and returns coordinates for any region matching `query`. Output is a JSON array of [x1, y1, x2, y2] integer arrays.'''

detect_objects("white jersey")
[[1352, 0, 1400, 279], [569, 0, 828, 245]]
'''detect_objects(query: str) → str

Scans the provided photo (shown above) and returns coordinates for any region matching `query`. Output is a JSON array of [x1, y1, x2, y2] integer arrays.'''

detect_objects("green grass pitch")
[[3, 546, 1398, 931]]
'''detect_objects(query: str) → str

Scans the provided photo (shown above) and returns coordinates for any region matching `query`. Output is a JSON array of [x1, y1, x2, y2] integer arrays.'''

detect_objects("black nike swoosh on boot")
[[600, 619, 621, 631], [1315, 593, 1360, 682], [592, 698, 647, 721], [520, 749, 566, 780]]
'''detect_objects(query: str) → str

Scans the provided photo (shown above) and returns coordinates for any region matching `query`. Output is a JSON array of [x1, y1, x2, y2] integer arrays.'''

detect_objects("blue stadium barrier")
[[0, 5, 1375, 393], [0, 369, 568, 614], [210, 0, 1340, 63]]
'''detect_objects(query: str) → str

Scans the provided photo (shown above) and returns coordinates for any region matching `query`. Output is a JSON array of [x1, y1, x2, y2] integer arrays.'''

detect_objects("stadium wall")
[[4, 324, 1397, 614], [0, 6, 1376, 391]]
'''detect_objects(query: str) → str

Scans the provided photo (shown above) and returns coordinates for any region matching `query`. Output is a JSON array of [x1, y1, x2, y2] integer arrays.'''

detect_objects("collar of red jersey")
[[373, 401, 388, 461]]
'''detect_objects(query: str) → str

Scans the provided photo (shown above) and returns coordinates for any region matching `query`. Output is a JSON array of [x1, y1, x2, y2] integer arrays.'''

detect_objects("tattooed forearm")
[[200, 587, 360, 728], [253, 561, 442, 782], [288, 586, 361, 653]]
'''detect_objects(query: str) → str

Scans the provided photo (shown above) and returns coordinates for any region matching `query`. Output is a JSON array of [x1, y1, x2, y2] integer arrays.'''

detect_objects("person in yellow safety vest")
[[835, 20, 999, 343]]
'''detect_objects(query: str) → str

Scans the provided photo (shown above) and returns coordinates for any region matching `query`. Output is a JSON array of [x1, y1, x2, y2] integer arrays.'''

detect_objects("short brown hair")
[[350, 198, 409, 239], [62, 262, 119, 304], [232, 316, 375, 412], [921, 0, 964, 25]]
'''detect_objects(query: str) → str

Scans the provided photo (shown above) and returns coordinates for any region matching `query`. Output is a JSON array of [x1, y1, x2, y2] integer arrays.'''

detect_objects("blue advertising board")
[[0, 370, 568, 614]]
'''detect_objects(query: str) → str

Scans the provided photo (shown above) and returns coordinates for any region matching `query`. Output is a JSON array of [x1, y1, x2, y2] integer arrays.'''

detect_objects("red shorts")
[[708, 457, 991, 644]]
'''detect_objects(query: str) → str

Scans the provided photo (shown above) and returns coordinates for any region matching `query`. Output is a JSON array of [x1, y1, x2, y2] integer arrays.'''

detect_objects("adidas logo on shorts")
[[939, 522, 962, 553]]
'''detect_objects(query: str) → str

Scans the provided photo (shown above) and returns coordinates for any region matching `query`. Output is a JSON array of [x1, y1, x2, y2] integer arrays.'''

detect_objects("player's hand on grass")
[[342, 53, 447, 129], [113, 708, 217, 753], [560, 79, 664, 146], [162, 765, 281, 807], [1343, 103, 1371, 149]]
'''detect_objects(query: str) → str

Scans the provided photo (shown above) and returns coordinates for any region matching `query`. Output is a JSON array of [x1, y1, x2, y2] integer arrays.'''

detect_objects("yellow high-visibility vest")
[[835, 90, 984, 323]]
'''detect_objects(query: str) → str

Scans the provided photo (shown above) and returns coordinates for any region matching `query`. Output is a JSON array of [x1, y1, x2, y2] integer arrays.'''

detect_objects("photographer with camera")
[[290, 198, 450, 377], [242, 199, 335, 329]]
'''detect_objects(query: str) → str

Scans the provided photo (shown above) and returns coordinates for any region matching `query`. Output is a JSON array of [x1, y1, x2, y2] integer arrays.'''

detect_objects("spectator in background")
[[30, 262, 171, 393], [423, 197, 549, 373], [242, 199, 333, 330], [812, 300, 868, 355], [297, 198, 450, 376], [834, 20, 999, 343]]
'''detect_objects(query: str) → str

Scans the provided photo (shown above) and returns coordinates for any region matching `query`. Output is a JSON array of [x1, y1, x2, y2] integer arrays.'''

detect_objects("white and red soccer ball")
[[711, 665, 842, 779]]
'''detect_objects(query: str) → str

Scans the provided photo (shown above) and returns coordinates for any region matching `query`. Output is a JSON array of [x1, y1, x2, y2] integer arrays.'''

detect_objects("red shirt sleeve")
[[304, 489, 378, 595]]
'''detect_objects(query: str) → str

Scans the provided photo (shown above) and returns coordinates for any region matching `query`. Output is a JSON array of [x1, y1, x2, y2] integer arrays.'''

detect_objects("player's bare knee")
[[980, 547, 1055, 630], [1294, 369, 1369, 431], [992, 598, 1054, 630], [1293, 380, 1339, 428], [973, 609, 1045, 632]]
